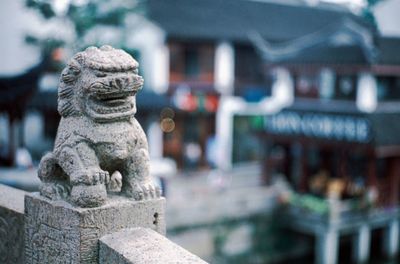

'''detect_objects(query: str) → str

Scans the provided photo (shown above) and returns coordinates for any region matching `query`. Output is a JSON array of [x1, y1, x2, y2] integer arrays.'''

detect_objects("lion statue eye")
[[90, 83, 104, 89], [94, 71, 107, 77]]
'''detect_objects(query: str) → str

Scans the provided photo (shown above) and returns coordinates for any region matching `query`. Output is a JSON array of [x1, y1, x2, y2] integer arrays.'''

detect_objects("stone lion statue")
[[38, 45, 160, 207]]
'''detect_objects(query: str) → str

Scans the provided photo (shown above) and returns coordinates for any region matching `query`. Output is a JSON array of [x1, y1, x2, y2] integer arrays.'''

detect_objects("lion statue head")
[[58, 45, 144, 122]]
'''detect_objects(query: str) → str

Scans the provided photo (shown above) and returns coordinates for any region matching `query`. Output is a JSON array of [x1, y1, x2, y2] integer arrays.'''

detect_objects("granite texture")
[[99, 228, 208, 264], [0, 184, 26, 264], [38, 45, 160, 208], [25, 192, 166, 264]]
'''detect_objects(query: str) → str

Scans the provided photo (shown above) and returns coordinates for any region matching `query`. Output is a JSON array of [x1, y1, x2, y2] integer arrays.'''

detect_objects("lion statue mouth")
[[87, 92, 135, 120], [84, 74, 143, 122]]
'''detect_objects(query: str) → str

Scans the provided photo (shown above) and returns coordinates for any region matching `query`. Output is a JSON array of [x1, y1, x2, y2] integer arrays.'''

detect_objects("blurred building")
[[148, 0, 400, 262], [1, 0, 400, 174], [254, 33, 400, 263], [145, 0, 380, 169]]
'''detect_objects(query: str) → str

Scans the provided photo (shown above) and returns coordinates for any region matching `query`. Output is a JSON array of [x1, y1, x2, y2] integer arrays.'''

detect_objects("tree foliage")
[[362, 0, 386, 28], [25, 0, 145, 52]]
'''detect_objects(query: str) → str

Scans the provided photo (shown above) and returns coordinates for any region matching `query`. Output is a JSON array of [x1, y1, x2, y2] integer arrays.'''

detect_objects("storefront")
[[261, 104, 400, 208]]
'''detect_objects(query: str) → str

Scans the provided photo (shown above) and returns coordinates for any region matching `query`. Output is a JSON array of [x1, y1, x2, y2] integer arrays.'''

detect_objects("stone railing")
[[0, 184, 26, 264], [100, 228, 206, 263], [0, 183, 206, 263]]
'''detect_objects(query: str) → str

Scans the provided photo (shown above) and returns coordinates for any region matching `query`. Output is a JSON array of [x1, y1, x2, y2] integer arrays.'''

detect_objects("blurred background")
[[1, 0, 400, 263]]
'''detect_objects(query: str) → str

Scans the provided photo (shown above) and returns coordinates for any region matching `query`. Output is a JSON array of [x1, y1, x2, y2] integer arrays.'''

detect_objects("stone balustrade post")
[[25, 194, 165, 263]]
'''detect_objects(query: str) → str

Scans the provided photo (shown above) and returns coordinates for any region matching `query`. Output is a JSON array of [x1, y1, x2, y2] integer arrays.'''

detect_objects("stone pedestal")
[[0, 184, 26, 264], [25, 193, 165, 264]]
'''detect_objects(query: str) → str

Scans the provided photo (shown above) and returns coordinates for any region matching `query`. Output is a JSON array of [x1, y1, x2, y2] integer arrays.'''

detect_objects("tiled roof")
[[147, 0, 372, 43]]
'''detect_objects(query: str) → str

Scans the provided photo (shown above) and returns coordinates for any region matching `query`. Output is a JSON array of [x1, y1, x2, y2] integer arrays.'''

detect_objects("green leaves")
[[25, 0, 145, 52], [26, 0, 56, 19]]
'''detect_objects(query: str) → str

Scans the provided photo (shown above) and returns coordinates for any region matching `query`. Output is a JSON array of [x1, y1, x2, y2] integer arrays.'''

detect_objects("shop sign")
[[265, 111, 372, 143]]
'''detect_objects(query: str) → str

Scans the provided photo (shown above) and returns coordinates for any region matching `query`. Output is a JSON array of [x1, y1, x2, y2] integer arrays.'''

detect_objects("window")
[[295, 74, 318, 98], [377, 76, 400, 101], [169, 42, 214, 83], [234, 45, 264, 84], [234, 44, 272, 98], [335, 75, 356, 100], [184, 48, 200, 78]]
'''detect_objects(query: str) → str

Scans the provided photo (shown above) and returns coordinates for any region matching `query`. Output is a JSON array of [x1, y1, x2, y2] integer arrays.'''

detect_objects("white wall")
[[373, 0, 400, 37], [356, 72, 377, 113], [125, 15, 169, 94], [24, 112, 45, 150], [147, 121, 163, 159], [271, 67, 294, 106], [0, 0, 41, 74], [215, 42, 235, 95]]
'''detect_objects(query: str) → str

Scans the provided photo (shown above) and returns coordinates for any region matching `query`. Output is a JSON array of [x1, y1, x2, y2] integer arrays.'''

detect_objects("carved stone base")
[[0, 185, 26, 264], [24, 193, 165, 264]]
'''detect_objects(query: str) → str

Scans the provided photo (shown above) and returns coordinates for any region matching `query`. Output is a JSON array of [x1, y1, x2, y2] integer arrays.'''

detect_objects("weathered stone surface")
[[99, 227, 208, 264], [0, 184, 26, 264], [38, 45, 160, 208], [25, 192, 165, 264]]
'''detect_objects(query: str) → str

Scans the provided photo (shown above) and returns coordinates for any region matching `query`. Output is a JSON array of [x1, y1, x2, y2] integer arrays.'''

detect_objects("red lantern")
[[183, 93, 198, 112], [205, 94, 219, 112]]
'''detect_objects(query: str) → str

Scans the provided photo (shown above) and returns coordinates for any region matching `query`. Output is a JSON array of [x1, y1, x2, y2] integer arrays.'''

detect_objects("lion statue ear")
[[58, 59, 81, 117]]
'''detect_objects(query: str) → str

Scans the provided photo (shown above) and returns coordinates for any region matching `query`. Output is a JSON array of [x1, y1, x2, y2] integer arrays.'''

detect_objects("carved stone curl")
[[38, 45, 160, 207]]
